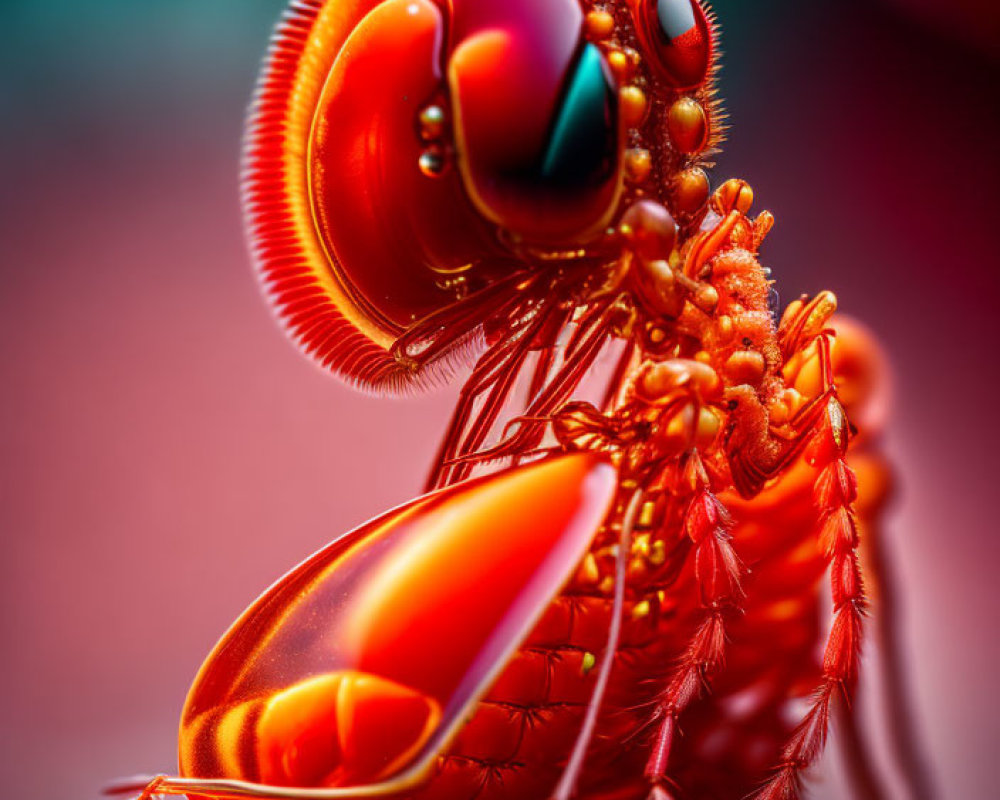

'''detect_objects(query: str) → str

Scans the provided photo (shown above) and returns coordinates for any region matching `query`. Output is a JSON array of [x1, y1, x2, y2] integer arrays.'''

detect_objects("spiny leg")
[[816, 317, 927, 797], [452, 301, 621, 467], [749, 393, 868, 800], [831, 451, 905, 800], [525, 313, 565, 407], [443, 322, 539, 487], [563, 301, 610, 356], [717, 322, 878, 799], [426, 277, 611, 489], [510, 311, 569, 468], [727, 325, 853, 500], [600, 338, 637, 413], [392, 272, 531, 375], [425, 298, 551, 490], [424, 336, 520, 490], [644, 452, 744, 799]]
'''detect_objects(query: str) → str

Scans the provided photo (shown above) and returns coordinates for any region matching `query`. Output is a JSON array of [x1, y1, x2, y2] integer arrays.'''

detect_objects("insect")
[[114, 1, 930, 799]]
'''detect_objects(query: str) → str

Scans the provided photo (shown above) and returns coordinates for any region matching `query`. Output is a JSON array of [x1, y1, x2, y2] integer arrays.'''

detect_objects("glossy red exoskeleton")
[[114, 2, 932, 799]]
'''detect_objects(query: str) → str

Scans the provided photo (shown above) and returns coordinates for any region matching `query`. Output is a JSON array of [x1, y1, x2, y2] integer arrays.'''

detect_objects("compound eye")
[[448, 1, 623, 246], [538, 44, 619, 196], [635, 0, 713, 89]]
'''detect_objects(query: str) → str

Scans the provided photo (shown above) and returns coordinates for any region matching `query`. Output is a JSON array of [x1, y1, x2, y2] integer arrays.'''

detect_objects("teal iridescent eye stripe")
[[541, 43, 616, 187]]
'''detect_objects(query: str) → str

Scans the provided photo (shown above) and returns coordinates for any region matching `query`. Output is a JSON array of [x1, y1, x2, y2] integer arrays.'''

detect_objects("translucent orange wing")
[[177, 453, 617, 797]]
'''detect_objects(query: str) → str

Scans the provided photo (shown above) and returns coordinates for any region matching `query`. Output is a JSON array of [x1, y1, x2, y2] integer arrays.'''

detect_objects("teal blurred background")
[[2, 2, 998, 799]]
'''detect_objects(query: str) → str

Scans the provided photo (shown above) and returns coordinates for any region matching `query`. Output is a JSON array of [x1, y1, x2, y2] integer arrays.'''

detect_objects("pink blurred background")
[[1, 1, 997, 798]]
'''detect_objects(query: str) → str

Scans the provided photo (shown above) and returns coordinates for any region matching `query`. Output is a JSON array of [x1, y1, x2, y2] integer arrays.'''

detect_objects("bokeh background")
[[2, 1, 998, 798]]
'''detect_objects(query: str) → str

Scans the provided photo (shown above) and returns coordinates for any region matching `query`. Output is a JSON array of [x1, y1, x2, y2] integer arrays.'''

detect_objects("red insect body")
[[116, 2, 928, 800], [178, 454, 618, 793]]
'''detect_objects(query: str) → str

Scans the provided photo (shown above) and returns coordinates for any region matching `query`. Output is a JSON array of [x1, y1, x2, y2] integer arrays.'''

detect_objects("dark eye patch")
[[656, 0, 698, 42], [635, 0, 712, 90]]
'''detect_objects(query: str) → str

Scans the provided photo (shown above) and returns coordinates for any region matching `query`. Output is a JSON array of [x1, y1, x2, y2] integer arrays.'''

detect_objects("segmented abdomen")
[[420, 463, 833, 800]]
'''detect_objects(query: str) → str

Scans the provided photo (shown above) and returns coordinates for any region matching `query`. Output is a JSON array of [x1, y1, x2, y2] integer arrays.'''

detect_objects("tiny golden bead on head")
[[620, 85, 649, 128], [418, 149, 445, 177], [584, 9, 616, 40], [581, 652, 597, 675], [620, 200, 677, 261], [673, 167, 710, 214], [418, 104, 445, 140], [607, 49, 629, 80], [418, 152, 443, 176], [667, 97, 709, 155], [624, 147, 652, 183], [607, 47, 639, 82], [711, 178, 754, 216]]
